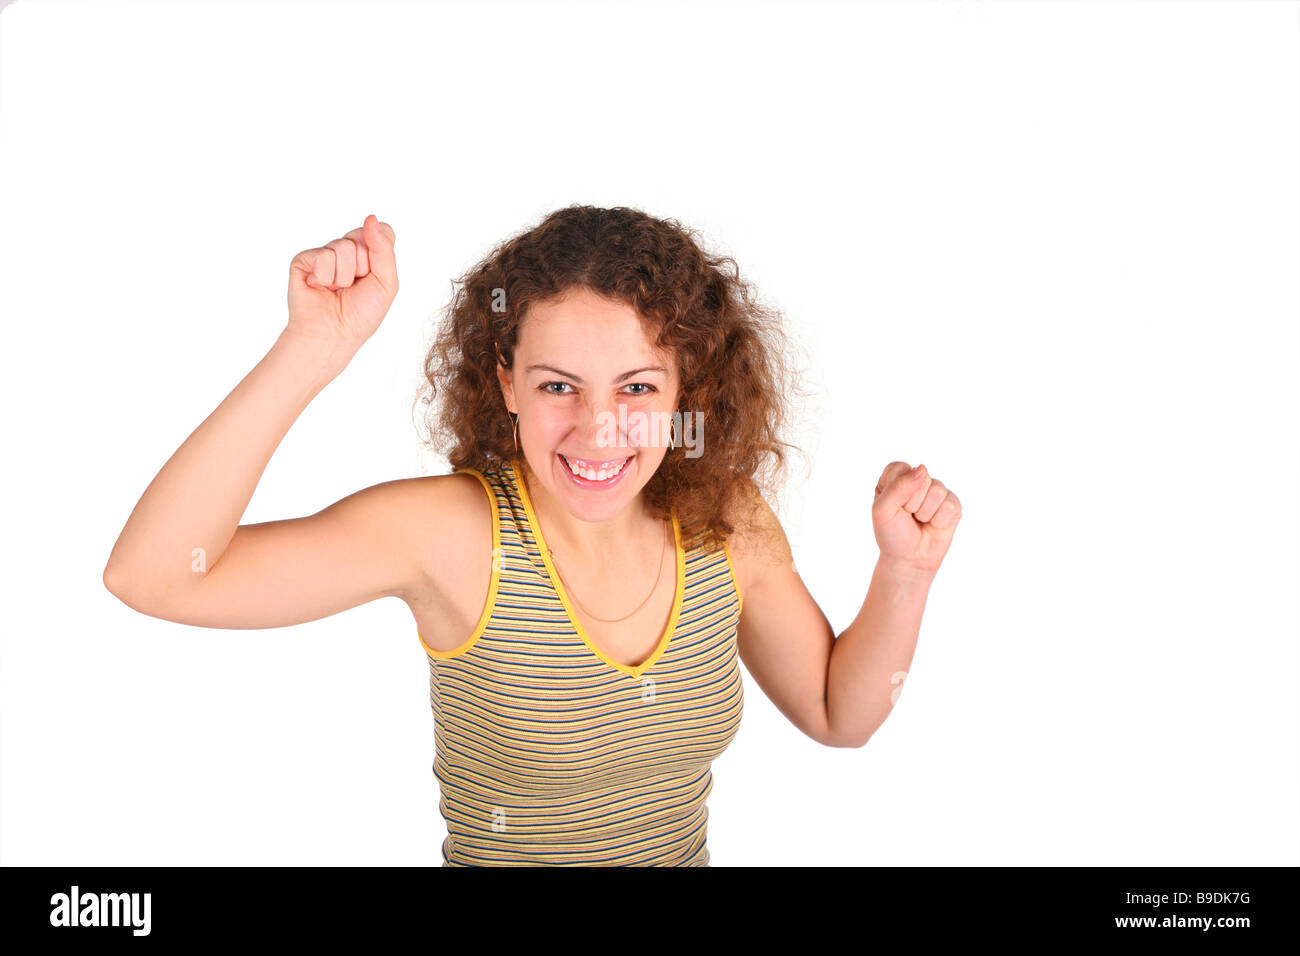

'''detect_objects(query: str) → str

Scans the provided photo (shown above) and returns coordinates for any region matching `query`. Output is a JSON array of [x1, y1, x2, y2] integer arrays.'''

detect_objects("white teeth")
[[563, 455, 630, 481]]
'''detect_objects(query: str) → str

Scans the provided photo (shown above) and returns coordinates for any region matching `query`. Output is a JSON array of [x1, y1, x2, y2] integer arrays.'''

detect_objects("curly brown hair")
[[413, 204, 810, 554]]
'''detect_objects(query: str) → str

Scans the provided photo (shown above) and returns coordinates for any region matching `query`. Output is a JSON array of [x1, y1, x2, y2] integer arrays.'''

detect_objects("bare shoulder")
[[721, 479, 794, 602], [347, 470, 490, 606], [405, 471, 498, 651], [405, 471, 493, 596]]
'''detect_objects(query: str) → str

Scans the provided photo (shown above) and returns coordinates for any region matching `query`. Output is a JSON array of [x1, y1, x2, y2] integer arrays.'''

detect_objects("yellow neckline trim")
[[509, 455, 685, 679]]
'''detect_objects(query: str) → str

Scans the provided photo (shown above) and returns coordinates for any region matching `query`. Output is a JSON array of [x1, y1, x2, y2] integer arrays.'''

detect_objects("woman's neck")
[[517, 454, 661, 564]]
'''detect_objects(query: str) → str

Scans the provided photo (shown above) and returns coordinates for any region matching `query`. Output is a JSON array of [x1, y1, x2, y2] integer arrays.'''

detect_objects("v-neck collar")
[[505, 456, 685, 679]]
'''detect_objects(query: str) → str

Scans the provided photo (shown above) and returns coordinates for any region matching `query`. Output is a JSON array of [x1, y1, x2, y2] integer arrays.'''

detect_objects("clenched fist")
[[286, 214, 399, 357], [872, 462, 963, 575]]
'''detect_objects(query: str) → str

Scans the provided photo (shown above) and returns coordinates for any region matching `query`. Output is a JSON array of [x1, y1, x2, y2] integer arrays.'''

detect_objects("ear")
[[496, 360, 516, 414]]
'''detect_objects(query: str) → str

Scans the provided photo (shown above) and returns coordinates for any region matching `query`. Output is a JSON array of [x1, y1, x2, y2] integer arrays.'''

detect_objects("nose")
[[577, 394, 623, 452]]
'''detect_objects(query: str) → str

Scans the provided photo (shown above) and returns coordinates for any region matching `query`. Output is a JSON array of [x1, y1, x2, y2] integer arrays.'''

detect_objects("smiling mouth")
[[558, 453, 634, 481]]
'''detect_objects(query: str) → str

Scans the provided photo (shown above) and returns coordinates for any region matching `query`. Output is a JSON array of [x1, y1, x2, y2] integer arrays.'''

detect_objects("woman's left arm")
[[733, 461, 962, 749], [826, 461, 963, 746]]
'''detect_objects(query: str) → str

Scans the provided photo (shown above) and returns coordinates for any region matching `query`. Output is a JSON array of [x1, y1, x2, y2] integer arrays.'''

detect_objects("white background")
[[1, 0, 1296, 866]]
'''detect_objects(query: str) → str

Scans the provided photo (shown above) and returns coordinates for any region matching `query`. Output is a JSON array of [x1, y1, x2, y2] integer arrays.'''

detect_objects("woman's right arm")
[[102, 214, 433, 629]]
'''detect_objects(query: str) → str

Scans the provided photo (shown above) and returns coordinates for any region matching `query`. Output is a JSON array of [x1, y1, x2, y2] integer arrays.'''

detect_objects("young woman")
[[103, 205, 963, 866]]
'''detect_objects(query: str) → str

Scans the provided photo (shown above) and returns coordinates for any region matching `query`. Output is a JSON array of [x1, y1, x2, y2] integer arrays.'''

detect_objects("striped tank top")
[[417, 455, 745, 866]]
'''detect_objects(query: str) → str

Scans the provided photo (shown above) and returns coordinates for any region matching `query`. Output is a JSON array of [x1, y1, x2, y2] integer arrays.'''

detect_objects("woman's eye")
[[538, 382, 657, 396]]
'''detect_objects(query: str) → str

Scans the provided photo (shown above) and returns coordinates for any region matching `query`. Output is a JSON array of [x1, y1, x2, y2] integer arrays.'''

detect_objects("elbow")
[[102, 561, 152, 611], [819, 723, 872, 749], [819, 700, 873, 748], [103, 560, 126, 598], [104, 557, 204, 621]]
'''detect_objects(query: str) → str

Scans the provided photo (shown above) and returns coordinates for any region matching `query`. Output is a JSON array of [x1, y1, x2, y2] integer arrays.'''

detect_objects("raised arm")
[[102, 214, 424, 628], [730, 463, 962, 749]]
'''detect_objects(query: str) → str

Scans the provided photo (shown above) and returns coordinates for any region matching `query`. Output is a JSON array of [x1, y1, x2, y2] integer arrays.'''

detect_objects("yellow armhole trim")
[[722, 537, 744, 615], [418, 469, 501, 660]]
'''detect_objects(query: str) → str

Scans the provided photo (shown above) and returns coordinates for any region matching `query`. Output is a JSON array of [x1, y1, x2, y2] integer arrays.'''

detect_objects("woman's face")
[[496, 286, 680, 522]]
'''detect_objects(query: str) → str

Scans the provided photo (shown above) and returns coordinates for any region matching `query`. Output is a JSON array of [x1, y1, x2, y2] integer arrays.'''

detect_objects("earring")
[[512, 412, 519, 453]]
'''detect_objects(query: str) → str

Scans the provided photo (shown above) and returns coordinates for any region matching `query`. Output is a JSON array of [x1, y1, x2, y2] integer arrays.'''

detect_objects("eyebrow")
[[524, 364, 667, 385]]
